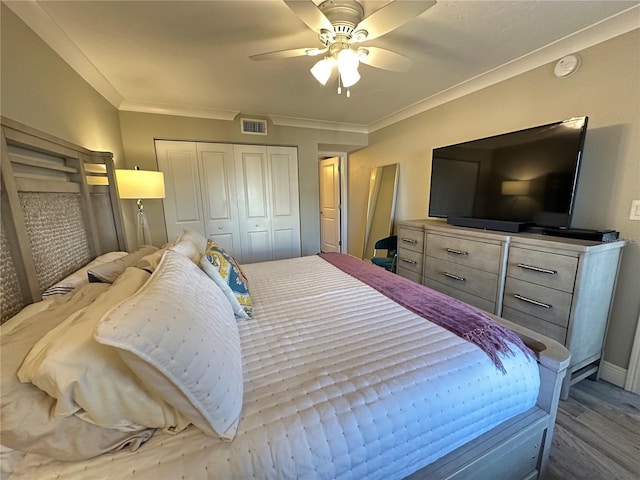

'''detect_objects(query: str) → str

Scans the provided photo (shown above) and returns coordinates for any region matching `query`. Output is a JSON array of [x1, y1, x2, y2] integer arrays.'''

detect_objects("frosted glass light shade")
[[310, 58, 335, 85], [337, 48, 360, 87], [116, 169, 165, 199]]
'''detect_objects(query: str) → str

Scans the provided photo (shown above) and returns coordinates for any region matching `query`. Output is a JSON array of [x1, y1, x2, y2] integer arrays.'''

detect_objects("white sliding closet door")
[[234, 145, 271, 264], [155, 141, 205, 242], [197, 143, 241, 255], [268, 147, 301, 260], [156, 140, 300, 264], [234, 145, 300, 264]]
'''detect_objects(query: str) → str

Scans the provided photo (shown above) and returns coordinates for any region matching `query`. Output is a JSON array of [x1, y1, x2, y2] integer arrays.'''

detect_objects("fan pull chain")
[[337, 76, 342, 95]]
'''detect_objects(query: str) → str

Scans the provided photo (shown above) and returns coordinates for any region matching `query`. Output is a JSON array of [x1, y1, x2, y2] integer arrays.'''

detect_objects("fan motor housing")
[[318, 0, 364, 39]]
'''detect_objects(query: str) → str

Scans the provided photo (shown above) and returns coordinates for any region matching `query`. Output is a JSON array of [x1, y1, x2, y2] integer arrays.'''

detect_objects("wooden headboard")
[[1, 118, 127, 323]]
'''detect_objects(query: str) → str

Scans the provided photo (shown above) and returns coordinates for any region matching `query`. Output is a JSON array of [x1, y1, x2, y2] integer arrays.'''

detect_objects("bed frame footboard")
[[405, 317, 570, 480]]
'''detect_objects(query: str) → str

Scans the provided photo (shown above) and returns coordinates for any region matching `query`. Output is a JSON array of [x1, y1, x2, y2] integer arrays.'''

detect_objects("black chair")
[[371, 235, 398, 272]]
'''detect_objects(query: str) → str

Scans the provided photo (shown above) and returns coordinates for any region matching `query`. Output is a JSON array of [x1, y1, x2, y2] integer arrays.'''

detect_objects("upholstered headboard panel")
[[0, 118, 127, 323]]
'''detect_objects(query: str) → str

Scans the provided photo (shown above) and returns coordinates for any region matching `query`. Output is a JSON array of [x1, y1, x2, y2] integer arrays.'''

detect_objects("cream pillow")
[[136, 248, 167, 273], [18, 267, 189, 433], [95, 250, 243, 440], [41, 251, 128, 297], [88, 245, 158, 283]]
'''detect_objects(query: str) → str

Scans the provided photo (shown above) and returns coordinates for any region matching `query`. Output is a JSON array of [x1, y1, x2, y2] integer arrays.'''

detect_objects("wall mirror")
[[362, 163, 399, 260]]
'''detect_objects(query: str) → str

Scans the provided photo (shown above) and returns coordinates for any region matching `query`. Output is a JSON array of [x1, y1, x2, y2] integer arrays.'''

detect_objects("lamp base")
[[136, 200, 152, 246]]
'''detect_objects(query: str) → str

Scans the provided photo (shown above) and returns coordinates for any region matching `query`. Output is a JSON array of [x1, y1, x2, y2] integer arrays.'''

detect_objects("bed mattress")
[[6, 255, 540, 479]]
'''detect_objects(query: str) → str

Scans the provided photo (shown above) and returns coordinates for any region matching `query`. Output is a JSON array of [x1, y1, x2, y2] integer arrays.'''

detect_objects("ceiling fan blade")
[[358, 46, 413, 72], [354, 0, 436, 42], [283, 0, 334, 34], [250, 47, 327, 61]]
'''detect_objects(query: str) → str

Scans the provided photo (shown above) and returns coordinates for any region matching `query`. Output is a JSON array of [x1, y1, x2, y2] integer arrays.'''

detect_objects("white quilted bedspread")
[[8, 256, 540, 479]]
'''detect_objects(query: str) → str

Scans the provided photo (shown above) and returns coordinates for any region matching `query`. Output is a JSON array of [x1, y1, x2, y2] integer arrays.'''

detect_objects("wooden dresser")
[[397, 219, 625, 399]]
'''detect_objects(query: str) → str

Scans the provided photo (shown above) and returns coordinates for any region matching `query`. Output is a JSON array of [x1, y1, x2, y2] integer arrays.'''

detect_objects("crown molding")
[[4, 0, 124, 108], [119, 100, 239, 122], [368, 5, 640, 133], [269, 115, 368, 134], [8, 1, 638, 133]]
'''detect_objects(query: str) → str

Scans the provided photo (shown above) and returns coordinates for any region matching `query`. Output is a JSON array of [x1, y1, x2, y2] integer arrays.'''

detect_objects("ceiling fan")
[[250, 0, 436, 96]]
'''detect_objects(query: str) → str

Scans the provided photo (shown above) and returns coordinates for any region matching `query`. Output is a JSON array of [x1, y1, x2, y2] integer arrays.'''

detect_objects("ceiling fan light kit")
[[252, 0, 437, 97]]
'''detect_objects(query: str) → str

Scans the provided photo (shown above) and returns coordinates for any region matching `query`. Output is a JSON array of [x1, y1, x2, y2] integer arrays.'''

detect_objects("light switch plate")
[[630, 200, 640, 220]]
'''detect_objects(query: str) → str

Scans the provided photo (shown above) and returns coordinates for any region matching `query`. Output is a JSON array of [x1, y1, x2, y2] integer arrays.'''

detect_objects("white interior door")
[[155, 140, 204, 242], [196, 143, 241, 257], [319, 157, 340, 253]]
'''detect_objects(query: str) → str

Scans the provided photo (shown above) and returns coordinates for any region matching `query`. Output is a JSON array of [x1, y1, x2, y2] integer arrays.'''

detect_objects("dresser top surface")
[[398, 219, 626, 254]]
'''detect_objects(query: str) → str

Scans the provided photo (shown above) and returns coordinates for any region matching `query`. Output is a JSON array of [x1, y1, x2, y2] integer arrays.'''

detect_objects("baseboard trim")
[[599, 361, 627, 388]]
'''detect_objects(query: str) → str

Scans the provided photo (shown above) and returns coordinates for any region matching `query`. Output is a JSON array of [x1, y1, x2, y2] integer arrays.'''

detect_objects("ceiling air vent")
[[241, 118, 267, 135]]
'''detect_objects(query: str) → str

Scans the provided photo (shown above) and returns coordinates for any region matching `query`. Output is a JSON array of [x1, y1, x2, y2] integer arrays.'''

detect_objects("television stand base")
[[446, 217, 529, 233]]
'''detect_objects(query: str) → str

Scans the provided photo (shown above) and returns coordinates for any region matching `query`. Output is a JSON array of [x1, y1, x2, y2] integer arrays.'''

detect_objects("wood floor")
[[546, 379, 640, 480]]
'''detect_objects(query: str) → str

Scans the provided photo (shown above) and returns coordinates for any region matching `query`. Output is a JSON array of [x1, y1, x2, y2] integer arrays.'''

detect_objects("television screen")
[[428, 116, 588, 229]]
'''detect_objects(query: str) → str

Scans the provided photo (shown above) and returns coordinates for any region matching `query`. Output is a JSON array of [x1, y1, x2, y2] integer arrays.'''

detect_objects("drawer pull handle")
[[513, 294, 552, 309], [517, 263, 557, 275], [401, 238, 418, 244], [445, 248, 468, 256], [443, 272, 466, 282], [401, 257, 417, 265]]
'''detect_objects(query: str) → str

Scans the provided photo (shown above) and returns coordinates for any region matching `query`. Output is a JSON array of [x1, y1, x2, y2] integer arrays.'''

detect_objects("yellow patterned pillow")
[[200, 240, 252, 319]]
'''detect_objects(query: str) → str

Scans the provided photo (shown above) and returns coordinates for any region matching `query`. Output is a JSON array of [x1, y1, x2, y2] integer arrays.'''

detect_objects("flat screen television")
[[428, 116, 588, 232]]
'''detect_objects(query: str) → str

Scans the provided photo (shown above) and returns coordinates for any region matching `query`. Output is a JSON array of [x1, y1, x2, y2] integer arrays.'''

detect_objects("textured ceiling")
[[7, 0, 639, 131]]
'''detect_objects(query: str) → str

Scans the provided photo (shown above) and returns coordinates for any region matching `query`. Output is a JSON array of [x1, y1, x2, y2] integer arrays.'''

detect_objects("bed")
[[0, 118, 570, 479]]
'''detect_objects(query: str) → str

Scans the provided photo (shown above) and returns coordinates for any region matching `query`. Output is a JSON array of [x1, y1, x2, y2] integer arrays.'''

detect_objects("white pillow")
[[94, 250, 243, 440], [175, 228, 208, 254], [168, 239, 202, 265], [41, 251, 128, 297], [18, 267, 190, 433], [167, 228, 208, 264]]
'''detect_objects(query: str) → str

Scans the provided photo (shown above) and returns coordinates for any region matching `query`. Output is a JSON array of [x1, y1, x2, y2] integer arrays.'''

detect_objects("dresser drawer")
[[398, 227, 424, 254], [423, 277, 496, 314], [424, 257, 499, 302], [397, 248, 423, 275], [507, 247, 578, 293], [397, 267, 422, 284], [503, 277, 573, 328], [426, 234, 502, 273], [502, 306, 567, 344]]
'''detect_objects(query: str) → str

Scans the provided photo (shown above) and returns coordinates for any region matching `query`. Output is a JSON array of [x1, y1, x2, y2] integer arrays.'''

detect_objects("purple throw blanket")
[[318, 252, 533, 372]]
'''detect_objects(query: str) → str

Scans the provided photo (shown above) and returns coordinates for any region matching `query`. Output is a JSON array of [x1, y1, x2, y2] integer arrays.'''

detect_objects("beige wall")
[[349, 29, 640, 370], [4, 3, 638, 371], [0, 5, 124, 164], [118, 111, 367, 254]]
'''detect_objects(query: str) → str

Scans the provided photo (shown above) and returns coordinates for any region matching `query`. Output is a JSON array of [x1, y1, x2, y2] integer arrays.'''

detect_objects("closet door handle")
[[517, 263, 557, 275], [443, 272, 466, 282], [513, 294, 552, 309], [400, 257, 417, 265], [445, 248, 468, 256], [401, 238, 418, 244]]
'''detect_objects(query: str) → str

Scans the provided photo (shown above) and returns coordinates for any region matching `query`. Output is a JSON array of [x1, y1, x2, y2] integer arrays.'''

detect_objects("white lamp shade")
[[310, 58, 335, 85], [501, 180, 530, 196], [115, 169, 165, 199]]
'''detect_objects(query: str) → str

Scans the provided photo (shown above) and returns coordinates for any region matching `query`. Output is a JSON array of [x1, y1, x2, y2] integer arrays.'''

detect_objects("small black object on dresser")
[[541, 227, 619, 242]]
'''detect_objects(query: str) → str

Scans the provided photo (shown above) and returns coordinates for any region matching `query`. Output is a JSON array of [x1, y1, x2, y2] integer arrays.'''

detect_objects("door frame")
[[318, 151, 348, 254]]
